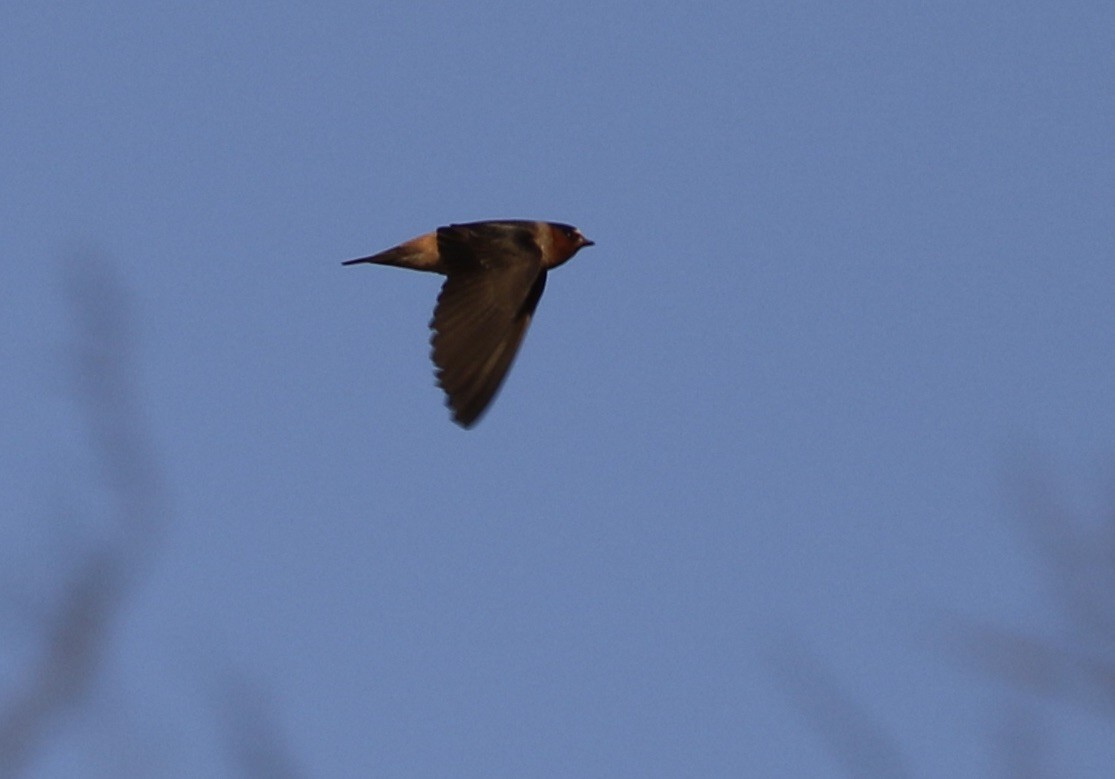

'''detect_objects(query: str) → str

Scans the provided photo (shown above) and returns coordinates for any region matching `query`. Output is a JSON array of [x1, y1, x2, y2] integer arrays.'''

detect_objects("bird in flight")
[[343, 220, 594, 428]]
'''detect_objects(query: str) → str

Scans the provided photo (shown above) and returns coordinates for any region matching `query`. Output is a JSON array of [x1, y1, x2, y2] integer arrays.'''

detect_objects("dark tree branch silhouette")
[[214, 674, 306, 779], [958, 467, 1115, 718], [1, 257, 303, 778], [0, 257, 163, 777], [770, 631, 911, 779]]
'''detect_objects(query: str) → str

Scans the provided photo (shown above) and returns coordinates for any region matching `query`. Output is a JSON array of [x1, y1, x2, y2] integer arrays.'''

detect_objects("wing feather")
[[428, 223, 547, 427]]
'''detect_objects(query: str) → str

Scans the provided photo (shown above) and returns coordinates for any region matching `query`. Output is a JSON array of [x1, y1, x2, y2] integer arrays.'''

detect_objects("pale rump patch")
[[399, 232, 443, 271]]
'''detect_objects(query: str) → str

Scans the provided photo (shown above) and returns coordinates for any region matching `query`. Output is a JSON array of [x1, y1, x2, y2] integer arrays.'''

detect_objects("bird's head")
[[546, 223, 595, 268]]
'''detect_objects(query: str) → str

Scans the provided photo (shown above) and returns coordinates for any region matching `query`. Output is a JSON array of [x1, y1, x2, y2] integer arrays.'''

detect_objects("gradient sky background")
[[3, 2, 1115, 776]]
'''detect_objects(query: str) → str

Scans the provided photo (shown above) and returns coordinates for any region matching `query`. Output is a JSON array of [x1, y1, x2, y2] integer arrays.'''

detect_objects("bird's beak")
[[580, 237, 595, 248]]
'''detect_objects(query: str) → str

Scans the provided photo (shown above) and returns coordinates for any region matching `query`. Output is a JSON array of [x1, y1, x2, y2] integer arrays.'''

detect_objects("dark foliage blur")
[[0, 259, 300, 778]]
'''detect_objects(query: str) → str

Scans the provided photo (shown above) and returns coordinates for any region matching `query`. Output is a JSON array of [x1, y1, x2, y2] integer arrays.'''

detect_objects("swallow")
[[343, 220, 594, 428]]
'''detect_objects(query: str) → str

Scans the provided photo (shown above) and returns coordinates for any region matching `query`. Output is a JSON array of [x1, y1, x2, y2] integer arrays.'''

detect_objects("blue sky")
[[3, 1, 1115, 775]]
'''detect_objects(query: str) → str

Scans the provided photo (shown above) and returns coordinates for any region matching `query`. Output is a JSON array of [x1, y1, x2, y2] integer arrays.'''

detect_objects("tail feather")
[[342, 246, 408, 266], [342, 232, 442, 272]]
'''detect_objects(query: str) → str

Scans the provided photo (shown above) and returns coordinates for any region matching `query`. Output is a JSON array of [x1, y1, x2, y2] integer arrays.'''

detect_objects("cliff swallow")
[[343, 220, 594, 428]]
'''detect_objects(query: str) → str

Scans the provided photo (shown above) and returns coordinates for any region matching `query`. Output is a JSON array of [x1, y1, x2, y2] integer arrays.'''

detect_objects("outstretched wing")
[[429, 222, 547, 427]]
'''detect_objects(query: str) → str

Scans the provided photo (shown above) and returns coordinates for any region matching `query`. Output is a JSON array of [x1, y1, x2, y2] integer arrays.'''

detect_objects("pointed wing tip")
[[447, 395, 485, 429], [452, 415, 479, 430]]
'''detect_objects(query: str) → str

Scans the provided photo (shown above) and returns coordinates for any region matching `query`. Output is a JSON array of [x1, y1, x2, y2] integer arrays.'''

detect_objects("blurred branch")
[[0, 552, 126, 775], [64, 255, 163, 558], [0, 257, 163, 777], [214, 673, 305, 779], [955, 467, 1115, 716], [1008, 469, 1115, 651], [770, 631, 911, 779], [948, 463, 1115, 777], [955, 619, 1115, 718]]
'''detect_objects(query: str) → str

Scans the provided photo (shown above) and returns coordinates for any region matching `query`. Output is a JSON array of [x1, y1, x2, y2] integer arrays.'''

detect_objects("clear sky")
[[3, 1, 1115, 776]]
